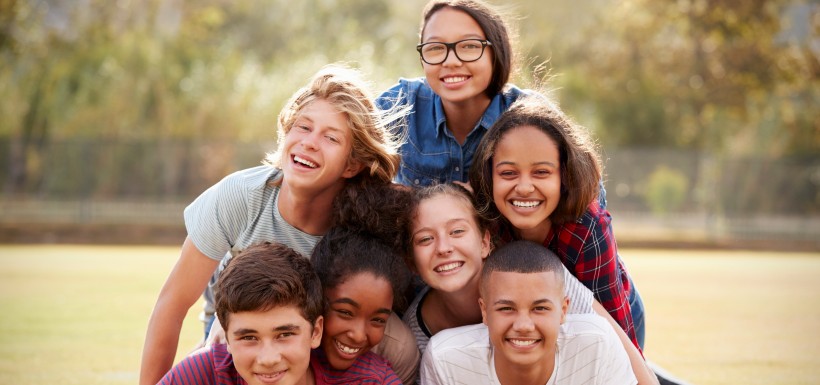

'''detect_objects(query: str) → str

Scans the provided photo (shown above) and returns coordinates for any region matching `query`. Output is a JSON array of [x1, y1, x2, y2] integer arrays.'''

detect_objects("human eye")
[[294, 124, 310, 132], [423, 43, 446, 53], [372, 316, 389, 327], [495, 306, 514, 312], [334, 308, 354, 318], [450, 228, 466, 237], [277, 331, 296, 339], [415, 234, 434, 246], [534, 168, 553, 177], [325, 134, 340, 144], [497, 169, 517, 178], [238, 335, 258, 341], [459, 40, 482, 50]]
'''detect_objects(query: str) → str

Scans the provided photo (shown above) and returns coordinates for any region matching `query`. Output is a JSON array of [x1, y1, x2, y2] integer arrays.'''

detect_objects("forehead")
[[327, 272, 393, 306], [484, 270, 563, 300], [226, 304, 310, 332], [415, 194, 474, 223], [495, 125, 559, 158], [423, 7, 486, 42], [295, 99, 351, 130]]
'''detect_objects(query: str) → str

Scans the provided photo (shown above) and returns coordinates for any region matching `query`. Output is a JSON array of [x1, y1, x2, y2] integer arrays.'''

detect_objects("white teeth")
[[335, 340, 361, 354], [443, 76, 468, 83], [294, 155, 317, 168], [512, 200, 540, 208], [509, 339, 538, 346], [434, 261, 463, 273]]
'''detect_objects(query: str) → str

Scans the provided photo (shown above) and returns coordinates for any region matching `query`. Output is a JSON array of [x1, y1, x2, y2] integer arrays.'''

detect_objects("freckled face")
[[492, 126, 562, 242], [321, 272, 393, 370]]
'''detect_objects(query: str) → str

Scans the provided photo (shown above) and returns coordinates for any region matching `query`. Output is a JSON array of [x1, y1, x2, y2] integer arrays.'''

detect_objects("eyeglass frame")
[[416, 39, 493, 65]]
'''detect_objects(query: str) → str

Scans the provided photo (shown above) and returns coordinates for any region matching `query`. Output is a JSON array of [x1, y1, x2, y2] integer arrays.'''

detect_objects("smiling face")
[[412, 194, 491, 294], [479, 270, 567, 371], [281, 98, 363, 193], [421, 7, 493, 106], [492, 125, 562, 243], [225, 305, 322, 385], [321, 272, 393, 370]]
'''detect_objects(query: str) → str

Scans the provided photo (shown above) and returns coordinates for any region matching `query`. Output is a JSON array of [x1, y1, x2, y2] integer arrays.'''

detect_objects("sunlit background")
[[0, 2, 819, 385], [1, 0, 817, 249]]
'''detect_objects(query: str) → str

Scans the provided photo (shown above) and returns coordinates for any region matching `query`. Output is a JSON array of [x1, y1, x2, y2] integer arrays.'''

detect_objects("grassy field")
[[0, 245, 818, 384]]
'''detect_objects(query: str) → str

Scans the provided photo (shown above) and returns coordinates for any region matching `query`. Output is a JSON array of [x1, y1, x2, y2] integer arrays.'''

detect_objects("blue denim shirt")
[[377, 77, 528, 186]]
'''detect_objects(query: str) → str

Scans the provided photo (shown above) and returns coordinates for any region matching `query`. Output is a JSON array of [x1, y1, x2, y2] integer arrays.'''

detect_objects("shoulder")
[[427, 323, 490, 355], [377, 77, 434, 107], [221, 165, 283, 192], [158, 345, 226, 385]]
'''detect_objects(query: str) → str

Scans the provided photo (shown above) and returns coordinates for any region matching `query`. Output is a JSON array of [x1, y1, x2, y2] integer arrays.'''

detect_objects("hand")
[[205, 317, 227, 346]]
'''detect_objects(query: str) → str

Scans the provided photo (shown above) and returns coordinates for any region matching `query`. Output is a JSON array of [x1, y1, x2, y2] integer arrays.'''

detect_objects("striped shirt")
[[420, 314, 637, 385], [403, 268, 594, 355], [157, 344, 403, 385]]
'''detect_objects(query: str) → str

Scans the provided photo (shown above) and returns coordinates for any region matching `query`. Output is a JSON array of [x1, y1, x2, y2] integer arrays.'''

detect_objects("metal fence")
[[1, 139, 818, 248]]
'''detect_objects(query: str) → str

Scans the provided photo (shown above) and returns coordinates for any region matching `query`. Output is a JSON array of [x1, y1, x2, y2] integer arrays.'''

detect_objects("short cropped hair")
[[215, 242, 324, 331], [469, 95, 601, 227], [479, 240, 565, 298]]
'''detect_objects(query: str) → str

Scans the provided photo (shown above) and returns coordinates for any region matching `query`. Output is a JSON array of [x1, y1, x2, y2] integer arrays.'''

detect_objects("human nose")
[[346, 320, 367, 345], [441, 45, 462, 67], [514, 175, 535, 195], [256, 341, 283, 366], [436, 236, 454, 256], [300, 130, 319, 150], [512, 312, 535, 332]]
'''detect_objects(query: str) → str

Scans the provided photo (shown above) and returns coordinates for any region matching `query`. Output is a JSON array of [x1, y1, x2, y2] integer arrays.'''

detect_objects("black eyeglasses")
[[416, 39, 493, 65]]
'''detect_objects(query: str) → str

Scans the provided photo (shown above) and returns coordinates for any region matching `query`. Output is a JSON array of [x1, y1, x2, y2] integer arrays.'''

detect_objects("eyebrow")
[[232, 324, 301, 336], [412, 218, 471, 238], [423, 33, 486, 43], [493, 298, 555, 307], [494, 160, 558, 168], [294, 115, 346, 135], [332, 297, 392, 316]]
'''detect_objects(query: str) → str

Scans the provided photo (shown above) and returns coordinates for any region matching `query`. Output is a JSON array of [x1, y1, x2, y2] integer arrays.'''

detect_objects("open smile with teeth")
[[512, 200, 542, 208], [293, 155, 318, 168], [508, 338, 540, 347], [434, 261, 464, 273], [442, 75, 469, 83], [335, 339, 363, 355]]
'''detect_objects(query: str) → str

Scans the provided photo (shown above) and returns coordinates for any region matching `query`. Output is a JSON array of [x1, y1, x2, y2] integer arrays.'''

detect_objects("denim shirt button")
[[414, 179, 420, 185], [454, 167, 460, 172]]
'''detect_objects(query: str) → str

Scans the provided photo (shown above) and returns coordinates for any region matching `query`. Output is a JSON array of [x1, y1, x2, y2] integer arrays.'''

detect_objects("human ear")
[[560, 296, 569, 324], [480, 230, 491, 260], [342, 158, 364, 178], [311, 316, 324, 349], [478, 298, 487, 325]]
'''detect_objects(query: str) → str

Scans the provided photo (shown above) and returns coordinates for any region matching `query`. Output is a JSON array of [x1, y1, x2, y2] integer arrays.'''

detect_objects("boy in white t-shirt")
[[420, 240, 637, 385]]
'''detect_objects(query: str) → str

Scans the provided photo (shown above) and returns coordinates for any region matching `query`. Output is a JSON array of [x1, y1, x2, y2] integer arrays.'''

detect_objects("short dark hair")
[[469, 95, 601, 229], [479, 240, 565, 298], [420, 0, 516, 97], [311, 227, 412, 311], [215, 242, 324, 331]]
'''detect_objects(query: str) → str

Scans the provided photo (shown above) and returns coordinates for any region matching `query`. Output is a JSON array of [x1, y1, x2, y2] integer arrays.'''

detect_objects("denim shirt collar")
[[432, 92, 507, 140]]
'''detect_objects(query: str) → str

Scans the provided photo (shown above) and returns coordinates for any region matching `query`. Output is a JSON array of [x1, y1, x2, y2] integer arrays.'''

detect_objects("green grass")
[[0, 245, 818, 384]]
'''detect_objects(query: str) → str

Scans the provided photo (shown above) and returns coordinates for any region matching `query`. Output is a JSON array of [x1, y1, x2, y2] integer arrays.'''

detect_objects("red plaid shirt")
[[500, 201, 639, 351]]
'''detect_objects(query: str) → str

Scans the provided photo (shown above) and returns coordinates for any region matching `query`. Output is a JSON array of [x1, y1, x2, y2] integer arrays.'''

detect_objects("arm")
[[140, 237, 220, 385], [557, 203, 638, 348], [593, 301, 658, 385]]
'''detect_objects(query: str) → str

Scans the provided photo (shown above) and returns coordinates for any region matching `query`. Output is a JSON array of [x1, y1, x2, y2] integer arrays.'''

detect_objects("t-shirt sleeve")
[[184, 171, 251, 261], [373, 312, 420, 385], [599, 320, 638, 385], [419, 344, 449, 385], [564, 266, 594, 314], [157, 348, 215, 385]]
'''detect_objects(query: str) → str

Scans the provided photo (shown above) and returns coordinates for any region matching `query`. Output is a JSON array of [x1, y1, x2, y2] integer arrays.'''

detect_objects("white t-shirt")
[[404, 268, 595, 354], [420, 314, 637, 385]]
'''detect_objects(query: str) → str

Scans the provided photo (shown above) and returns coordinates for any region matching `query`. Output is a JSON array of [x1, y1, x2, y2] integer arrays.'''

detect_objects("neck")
[[515, 219, 552, 244], [441, 95, 492, 144], [278, 180, 343, 235], [495, 350, 555, 385], [422, 284, 482, 334]]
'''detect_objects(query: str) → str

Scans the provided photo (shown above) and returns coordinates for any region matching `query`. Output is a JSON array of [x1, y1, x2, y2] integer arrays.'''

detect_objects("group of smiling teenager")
[[141, 1, 688, 384]]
